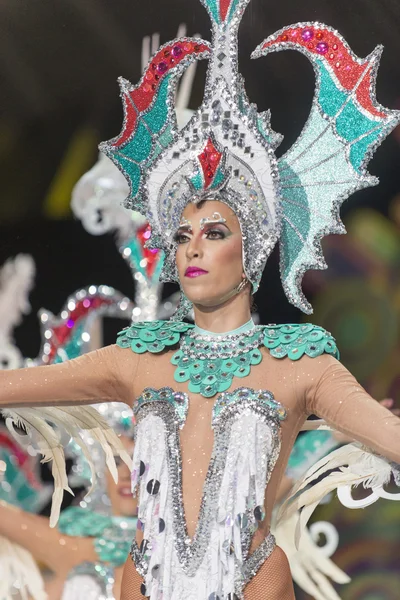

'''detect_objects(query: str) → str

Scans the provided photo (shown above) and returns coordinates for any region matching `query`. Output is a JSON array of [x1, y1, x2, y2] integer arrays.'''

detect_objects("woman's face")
[[175, 200, 245, 307], [106, 435, 136, 517]]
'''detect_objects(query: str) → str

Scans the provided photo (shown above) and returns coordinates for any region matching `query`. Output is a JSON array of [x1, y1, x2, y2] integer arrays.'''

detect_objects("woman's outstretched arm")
[[0, 345, 139, 408], [299, 354, 400, 463], [0, 501, 97, 577]]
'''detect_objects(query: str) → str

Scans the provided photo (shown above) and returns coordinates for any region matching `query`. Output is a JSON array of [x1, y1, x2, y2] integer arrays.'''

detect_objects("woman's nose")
[[186, 237, 203, 259]]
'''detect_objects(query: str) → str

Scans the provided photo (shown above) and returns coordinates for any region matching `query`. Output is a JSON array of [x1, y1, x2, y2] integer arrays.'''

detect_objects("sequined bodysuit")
[[1, 321, 400, 600]]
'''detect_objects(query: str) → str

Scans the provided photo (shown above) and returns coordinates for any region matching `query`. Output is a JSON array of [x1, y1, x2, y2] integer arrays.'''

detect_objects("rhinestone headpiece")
[[101, 0, 399, 313]]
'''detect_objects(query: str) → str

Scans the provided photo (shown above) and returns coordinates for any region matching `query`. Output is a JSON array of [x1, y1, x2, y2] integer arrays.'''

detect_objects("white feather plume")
[[0, 405, 132, 528], [278, 443, 395, 548], [274, 513, 350, 600], [0, 255, 35, 340], [0, 534, 46, 600]]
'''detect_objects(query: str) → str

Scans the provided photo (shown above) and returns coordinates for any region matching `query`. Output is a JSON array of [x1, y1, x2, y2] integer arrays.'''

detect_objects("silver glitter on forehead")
[[101, 1, 400, 313], [199, 212, 226, 230], [178, 217, 192, 229]]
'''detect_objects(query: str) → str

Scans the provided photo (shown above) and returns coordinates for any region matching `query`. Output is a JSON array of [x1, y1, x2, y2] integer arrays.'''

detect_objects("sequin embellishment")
[[263, 323, 339, 360], [171, 326, 264, 397], [130, 386, 285, 598], [116, 320, 193, 354], [118, 320, 339, 400]]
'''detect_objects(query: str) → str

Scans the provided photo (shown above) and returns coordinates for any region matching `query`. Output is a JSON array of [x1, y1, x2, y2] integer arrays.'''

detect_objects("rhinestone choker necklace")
[[171, 325, 264, 398]]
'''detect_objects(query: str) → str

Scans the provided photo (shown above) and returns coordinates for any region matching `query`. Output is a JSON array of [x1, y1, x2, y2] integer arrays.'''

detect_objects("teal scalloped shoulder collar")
[[116, 320, 339, 361], [116, 320, 194, 353], [263, 323, 339, 360]]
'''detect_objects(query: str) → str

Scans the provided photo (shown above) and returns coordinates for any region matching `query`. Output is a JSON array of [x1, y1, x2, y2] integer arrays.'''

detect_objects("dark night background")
[[1, 0, 400, 596]]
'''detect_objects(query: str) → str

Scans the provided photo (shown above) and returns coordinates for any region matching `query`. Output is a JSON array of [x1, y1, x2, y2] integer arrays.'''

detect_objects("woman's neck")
[[192, 293, 252, 334]]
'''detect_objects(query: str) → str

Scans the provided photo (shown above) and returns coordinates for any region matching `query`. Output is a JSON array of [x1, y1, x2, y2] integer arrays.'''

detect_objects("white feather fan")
[[274, 513, 350, 600], [1, 405, 132, 527], [278, 443, 400, 549], [0, 534, 46, 600]]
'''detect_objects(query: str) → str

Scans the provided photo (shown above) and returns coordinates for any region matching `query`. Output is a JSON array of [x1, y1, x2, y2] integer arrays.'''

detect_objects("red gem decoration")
[[135, 223, 161, 279], [219, 0, 232, 22], [47, 295, 116, 362], [281, 34, 288, 42], [172, 45, 183, 58], [316, 42, 329, 55], [197, 139, 223, 189], [262, 25, 387, 118], [114, 40, 210, 147]]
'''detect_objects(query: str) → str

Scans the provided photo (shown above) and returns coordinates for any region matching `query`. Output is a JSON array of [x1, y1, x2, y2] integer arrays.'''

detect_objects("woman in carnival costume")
[[0, 404, 136, 600], [1, 0, 400, 598], [0, 257, 391, 600], [0, 257, 138, 599]]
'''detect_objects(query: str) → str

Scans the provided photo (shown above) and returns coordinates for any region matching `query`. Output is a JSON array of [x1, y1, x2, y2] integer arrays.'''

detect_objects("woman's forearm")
[[0, 501, 96, 575], [0, 345, 136, 408], [304, 356, 400, 463]]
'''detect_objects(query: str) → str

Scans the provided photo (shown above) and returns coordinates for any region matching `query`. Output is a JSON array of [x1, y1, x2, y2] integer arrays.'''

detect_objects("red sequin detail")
[[316, 31, 324, 40], [281, 34, 288, 42], [263, 26, 387, 118], [219, 0, 232, 22], [48, 296, 115, 362], [197, 138, 223, 189], [114, 41, 210, 147], [0, 432, 40, 487], [136, 223, 161, 279]]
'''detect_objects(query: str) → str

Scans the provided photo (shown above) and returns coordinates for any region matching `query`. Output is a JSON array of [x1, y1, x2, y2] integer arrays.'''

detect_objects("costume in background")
[[1, 0, 400, 598], [100, 0, 400, 596]]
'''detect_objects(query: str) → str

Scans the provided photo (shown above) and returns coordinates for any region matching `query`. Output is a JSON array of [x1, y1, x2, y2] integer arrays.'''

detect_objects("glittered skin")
[[112, 319, 398, 597], [117, 320, 339, 397], [101, 0, 399, 315], [1, 331, 400, 597]]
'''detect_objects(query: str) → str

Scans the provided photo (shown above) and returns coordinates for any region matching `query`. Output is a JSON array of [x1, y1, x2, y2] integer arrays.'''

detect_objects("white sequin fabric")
[[130, 387, 282, 599]]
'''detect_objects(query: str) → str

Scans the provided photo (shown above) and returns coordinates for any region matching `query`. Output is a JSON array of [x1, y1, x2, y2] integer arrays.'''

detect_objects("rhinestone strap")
[[180, 326, 264, 360]]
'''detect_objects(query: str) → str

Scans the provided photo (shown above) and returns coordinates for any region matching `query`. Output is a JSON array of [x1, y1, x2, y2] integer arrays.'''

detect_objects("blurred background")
[[0, 0, 399, 597]]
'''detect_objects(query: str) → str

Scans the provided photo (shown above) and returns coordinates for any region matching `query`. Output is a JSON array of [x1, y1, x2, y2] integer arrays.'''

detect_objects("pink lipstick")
[[185, 266, 209, 278]]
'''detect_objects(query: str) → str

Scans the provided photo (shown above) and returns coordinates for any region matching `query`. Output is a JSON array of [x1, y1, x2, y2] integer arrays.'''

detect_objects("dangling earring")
[[236, 277, 249, 294]]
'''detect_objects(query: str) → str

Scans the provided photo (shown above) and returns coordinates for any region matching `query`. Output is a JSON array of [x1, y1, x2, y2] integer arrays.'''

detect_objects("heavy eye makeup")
[[174, 224, 231, 244]]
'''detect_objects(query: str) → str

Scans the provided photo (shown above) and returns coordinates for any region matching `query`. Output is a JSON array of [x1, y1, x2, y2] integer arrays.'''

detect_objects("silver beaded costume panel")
[[130, 387, 284, 599]]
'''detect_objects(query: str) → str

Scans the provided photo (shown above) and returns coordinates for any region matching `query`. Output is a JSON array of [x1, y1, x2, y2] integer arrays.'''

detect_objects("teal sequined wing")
[[253, 24, 400, 314], [100, 39, 210, 217], [116, 320, 193, 354], [263, 323, 339, 360]]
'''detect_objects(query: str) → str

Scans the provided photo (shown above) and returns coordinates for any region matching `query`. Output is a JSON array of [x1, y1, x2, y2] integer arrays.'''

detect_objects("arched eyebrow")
[[178, 217, 192, 231]]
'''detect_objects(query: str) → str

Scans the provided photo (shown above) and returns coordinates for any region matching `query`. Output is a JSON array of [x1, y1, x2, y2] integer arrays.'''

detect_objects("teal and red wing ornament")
[[253, 23, 400, 313], [101, 0, 400, 313], [100, 39, 210, 217]]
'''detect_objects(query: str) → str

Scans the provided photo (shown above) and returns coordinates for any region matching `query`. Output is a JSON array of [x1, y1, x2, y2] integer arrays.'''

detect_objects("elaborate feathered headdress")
[[101, 0, 400, 313]]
